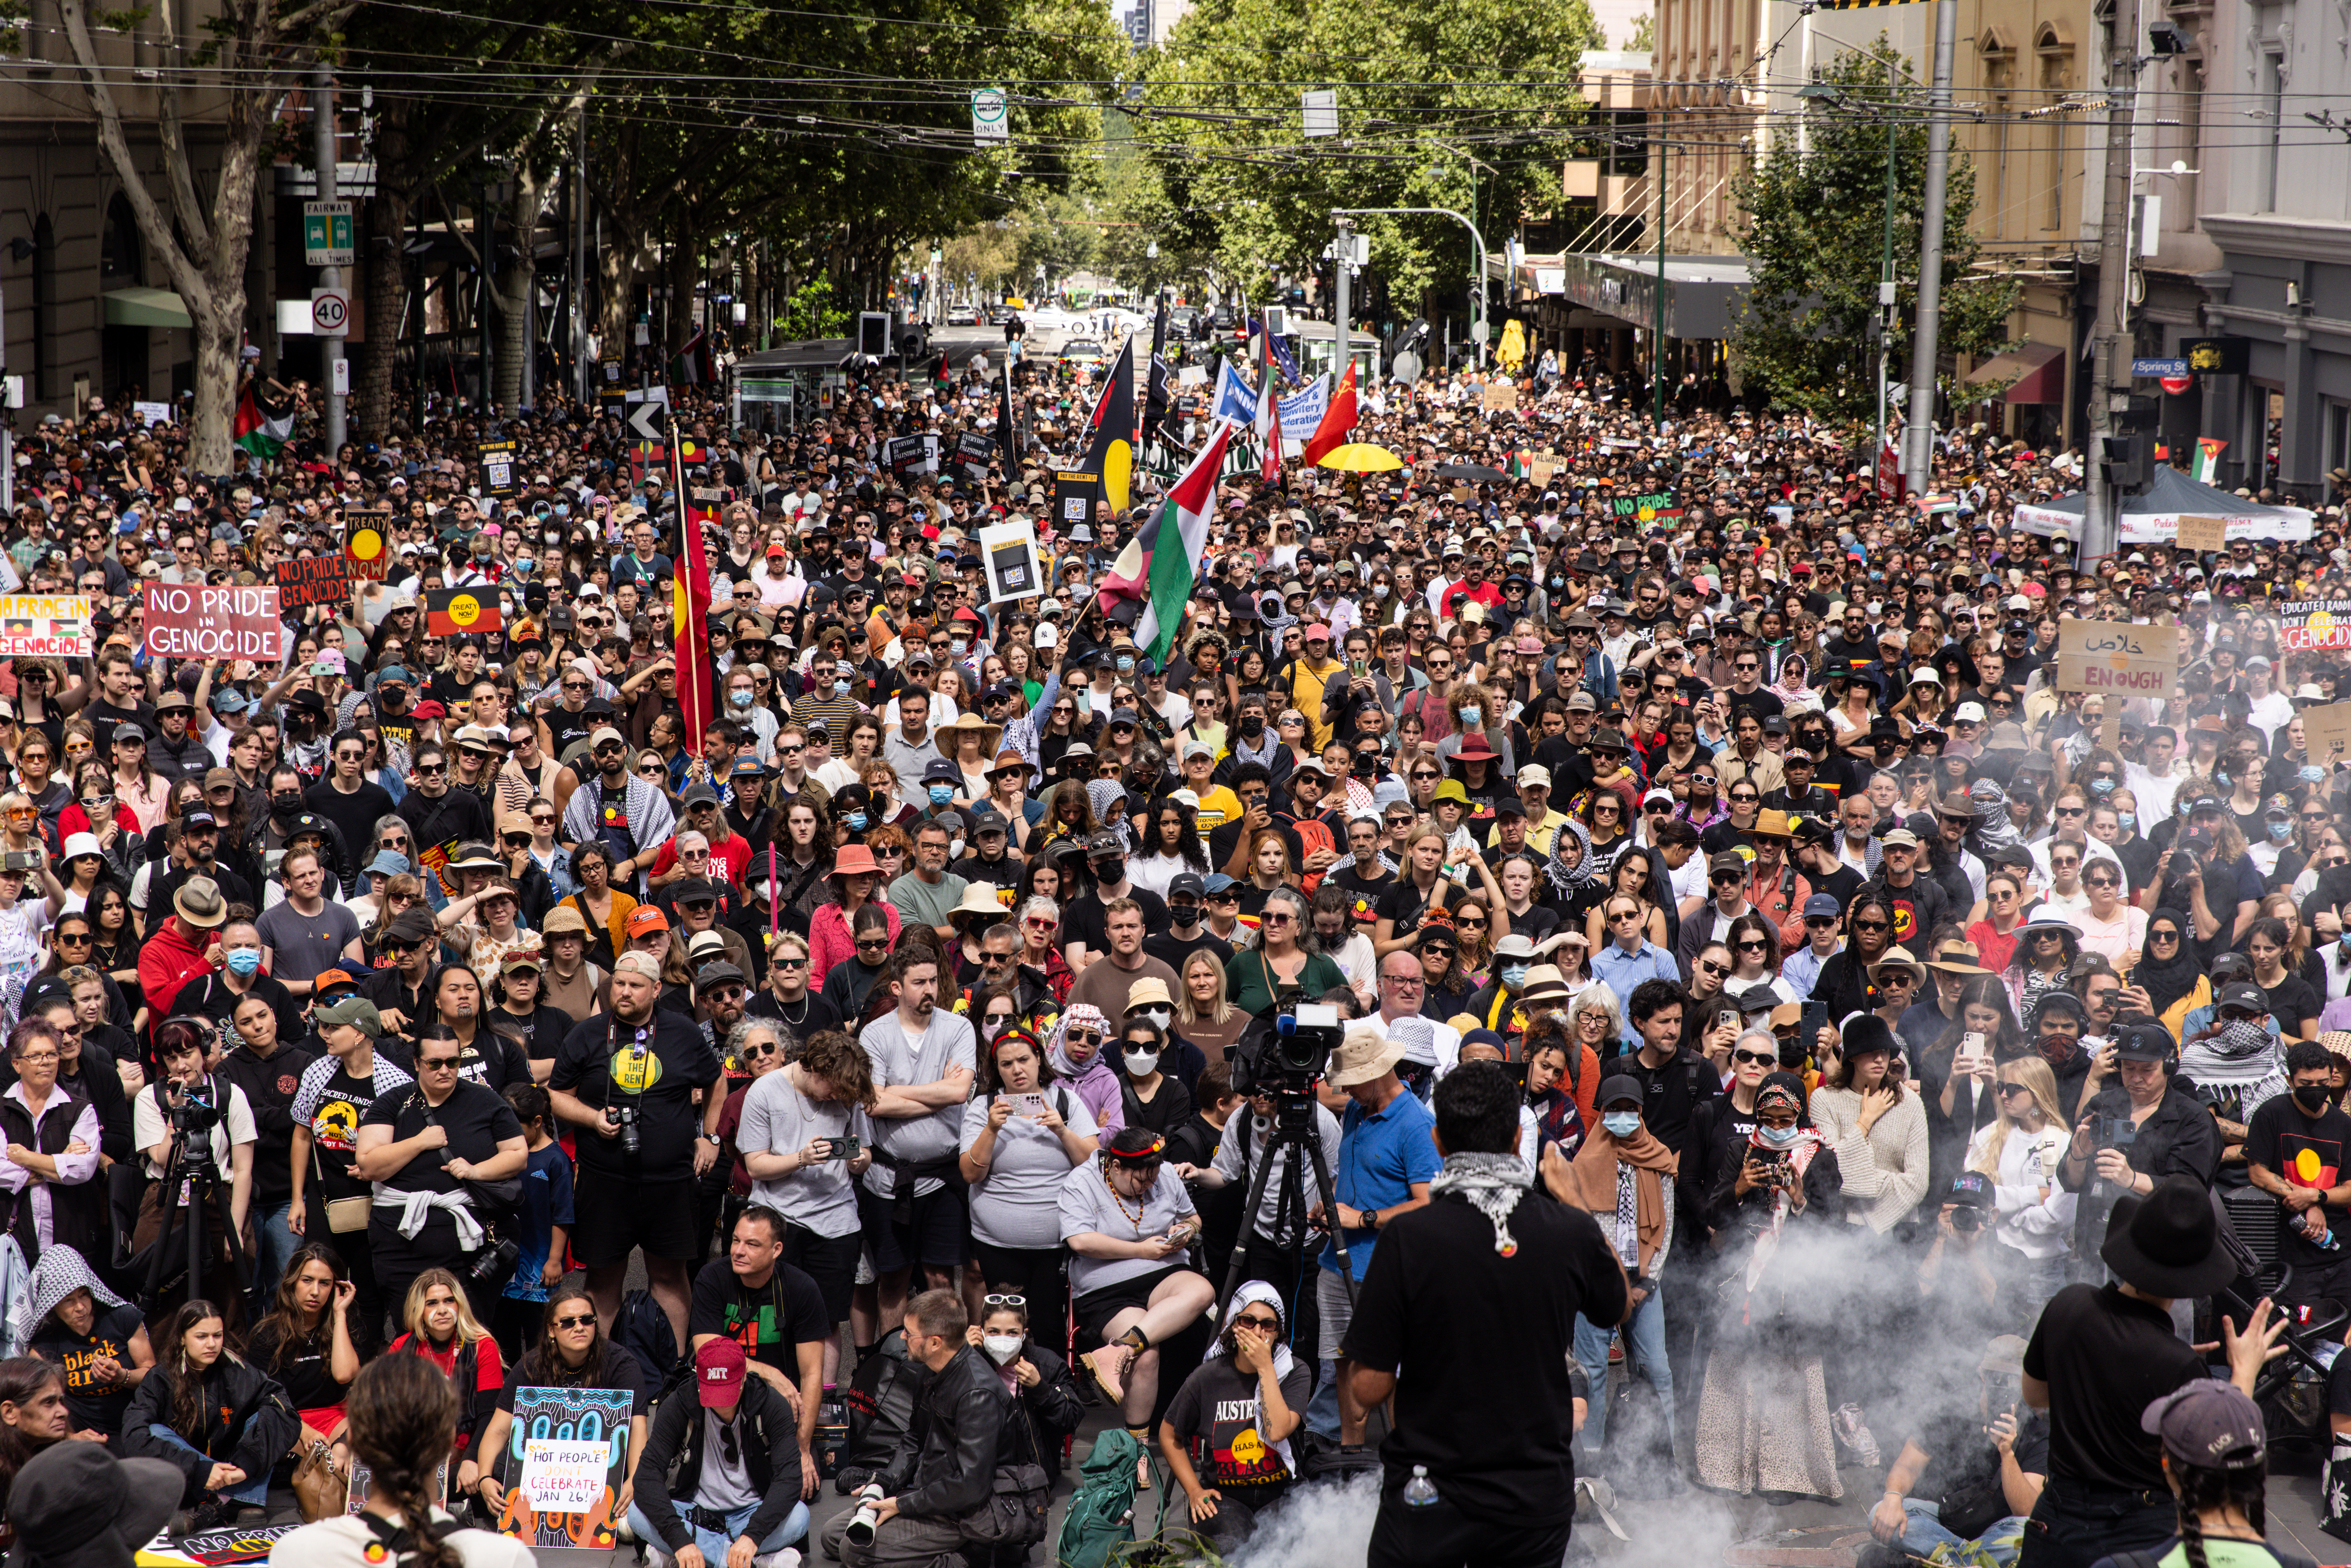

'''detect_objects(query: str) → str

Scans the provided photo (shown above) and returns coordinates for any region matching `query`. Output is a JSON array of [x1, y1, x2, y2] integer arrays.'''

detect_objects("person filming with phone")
[[1866, 1334, 2048, 1568]]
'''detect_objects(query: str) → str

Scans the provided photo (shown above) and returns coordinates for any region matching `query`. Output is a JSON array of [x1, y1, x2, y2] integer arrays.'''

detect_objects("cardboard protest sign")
[[489, 1386, 633, 1548], [0, 596, 92, 657], [2302, 701, 2351, 765], [142, 584, 286, 661], [275, 555, 353, 610], [2051, 618, 2181, 698], [2173, 514, 2229, 553], [1480, 382, 1518, 411]]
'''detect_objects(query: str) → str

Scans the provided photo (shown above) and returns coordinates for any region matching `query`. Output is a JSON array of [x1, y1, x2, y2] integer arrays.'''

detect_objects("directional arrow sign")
[[624, 388, 669, 443]]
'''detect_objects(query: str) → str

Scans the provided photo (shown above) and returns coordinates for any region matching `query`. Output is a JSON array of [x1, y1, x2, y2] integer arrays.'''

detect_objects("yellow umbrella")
[[1314, 442, 1404, 473]]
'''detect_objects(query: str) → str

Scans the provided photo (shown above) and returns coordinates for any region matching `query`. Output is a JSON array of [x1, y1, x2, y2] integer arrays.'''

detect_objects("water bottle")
[[1402, 1465, 1440, 1509]]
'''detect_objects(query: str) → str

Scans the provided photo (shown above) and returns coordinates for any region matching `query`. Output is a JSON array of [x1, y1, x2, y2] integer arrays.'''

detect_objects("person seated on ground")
[[472, 1289, 655, 1525], [1159, 1280, 1310, 1552], [0, 1356, 84, 1518], [122, 1298, 298, 1528], [625, 1337, 809, 1568], [1867, 1333, 2048, 1568], [967, 1295, 1086, 1482], [244, 1244, 366, 1489], [22, 1246, 151, 1446], [383, 1269, 505, 1503]]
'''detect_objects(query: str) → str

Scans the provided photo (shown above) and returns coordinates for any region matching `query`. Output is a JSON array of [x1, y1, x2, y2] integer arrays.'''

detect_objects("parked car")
[[946, 304, 978, 326]]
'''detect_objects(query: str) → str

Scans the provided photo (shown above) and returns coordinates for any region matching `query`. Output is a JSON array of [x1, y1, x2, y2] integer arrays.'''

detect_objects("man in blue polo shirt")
[[1315, 1029, 1443, 1456]]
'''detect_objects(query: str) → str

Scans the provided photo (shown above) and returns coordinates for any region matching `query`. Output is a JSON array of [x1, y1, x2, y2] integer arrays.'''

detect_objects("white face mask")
[[983, 1333, 1023, 1365], [1139, 1007, 1171, 1031], [1124, 1049, 1160, 1077]]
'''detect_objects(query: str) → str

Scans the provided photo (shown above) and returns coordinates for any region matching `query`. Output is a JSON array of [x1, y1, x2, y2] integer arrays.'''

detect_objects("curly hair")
[[797, 1028, 879, 1109]]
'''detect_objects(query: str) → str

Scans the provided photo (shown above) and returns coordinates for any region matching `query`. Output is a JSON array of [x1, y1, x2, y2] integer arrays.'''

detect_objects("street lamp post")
[[1330, 206, 1487, 377]]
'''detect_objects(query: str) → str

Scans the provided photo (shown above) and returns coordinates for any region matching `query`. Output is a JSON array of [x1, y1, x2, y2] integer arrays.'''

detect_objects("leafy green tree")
[[1729, 39, 2015, 428]]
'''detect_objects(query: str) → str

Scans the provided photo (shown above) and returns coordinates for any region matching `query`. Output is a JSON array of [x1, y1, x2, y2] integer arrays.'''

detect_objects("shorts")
[[573, 1171, 701, 1268], [781, 1224, 863, 1322], [1073, 1263, 1191, 1345], [1317, 1267, 1358, 1361], [854, 1178, 970, 1274]]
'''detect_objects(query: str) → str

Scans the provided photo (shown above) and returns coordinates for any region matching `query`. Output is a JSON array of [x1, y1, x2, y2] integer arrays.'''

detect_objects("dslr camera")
[[615, 1102, 641, 1157], [167, 1082, 221, 1137]]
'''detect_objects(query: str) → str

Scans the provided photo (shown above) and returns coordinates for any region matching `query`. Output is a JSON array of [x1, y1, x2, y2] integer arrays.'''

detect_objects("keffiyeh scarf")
[[1429, 1149, 1535, 1257]]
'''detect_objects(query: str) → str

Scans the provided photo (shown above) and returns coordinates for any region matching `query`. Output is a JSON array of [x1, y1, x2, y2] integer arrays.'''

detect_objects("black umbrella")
[[1434, 462, 1511, 485]]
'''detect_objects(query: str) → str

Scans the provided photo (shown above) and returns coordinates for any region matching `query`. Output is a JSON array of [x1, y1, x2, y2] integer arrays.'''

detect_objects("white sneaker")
[[752, 1552, 801, 1568]]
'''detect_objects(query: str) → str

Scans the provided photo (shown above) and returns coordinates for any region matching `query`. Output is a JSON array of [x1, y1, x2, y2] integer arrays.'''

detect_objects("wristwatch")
[[703, 1134, 723, 1146], [1365, 1207, 1382, 1232]]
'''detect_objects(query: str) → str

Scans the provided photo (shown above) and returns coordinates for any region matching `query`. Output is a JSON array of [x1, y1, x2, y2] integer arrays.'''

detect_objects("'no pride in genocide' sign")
[[142, 583, 287, 661]]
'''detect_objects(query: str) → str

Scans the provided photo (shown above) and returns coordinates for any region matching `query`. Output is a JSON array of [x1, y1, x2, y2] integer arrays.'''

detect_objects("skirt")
[[1694, 1347, 1841, 1501]]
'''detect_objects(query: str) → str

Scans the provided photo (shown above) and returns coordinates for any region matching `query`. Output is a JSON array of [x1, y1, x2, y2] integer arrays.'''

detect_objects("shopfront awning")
[[1964, 341, 2064, 404], [103, 288, 192, 330]]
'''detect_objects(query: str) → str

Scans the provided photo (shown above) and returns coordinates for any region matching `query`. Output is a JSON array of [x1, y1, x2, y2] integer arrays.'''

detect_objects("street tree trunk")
[[61, 0, 354, 473], [492, 160, 550, 410], [359, 101, 415, 441]]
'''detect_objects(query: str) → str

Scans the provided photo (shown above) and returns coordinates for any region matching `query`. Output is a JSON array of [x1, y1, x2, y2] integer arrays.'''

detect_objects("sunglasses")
[[1732, 1048, 1776, 1066], [553, 1314, 597, 1331]]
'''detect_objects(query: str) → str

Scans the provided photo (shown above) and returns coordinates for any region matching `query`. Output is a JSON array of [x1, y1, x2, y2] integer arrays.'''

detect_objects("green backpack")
[[1055, 1428, 1149, 1568]]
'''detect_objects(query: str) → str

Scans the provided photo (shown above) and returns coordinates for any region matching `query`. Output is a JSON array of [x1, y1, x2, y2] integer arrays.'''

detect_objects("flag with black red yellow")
[[425, 587, 501, 637], [671, 407, 716, 751]]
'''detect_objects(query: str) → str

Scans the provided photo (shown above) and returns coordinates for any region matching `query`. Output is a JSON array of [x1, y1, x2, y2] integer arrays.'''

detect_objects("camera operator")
[[354, 1029, 528, 1321], [2242, 1039, 2351, 1314], [2057, 1021, 2222, 1326], [129, 1018, 257, 1323], [552, 947, 723, 1352]]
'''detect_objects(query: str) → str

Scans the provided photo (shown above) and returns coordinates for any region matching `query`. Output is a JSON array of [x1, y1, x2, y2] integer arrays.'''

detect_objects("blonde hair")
[[1176, 947, 1234, 1028], [400, 1268, 492, 1347], [1970, 1056, 2064, 1178]]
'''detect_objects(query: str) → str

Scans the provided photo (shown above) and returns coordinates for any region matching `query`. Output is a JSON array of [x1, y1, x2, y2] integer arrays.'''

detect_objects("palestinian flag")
[[234, 385, 293, 460], [1097, 420, 1236, 664], [670, 327, 710, 386], [425, 587, 502, 637], [1301, 361, 1357, 467], [1081, 335, 1137, 513], [671, 410, 716, 750]]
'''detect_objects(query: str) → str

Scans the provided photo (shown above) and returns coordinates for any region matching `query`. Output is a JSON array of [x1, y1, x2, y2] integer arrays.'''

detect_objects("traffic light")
[[2099, 433, 2152, 491]]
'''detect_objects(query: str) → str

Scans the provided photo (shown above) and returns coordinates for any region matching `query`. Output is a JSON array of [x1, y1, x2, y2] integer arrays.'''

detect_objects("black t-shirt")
[[2255, 974, 2322, 1040], [31, 1304, 146, 1435], [424, 1028, 535, 1093], [397, 789, 493, 881], [246, 1316, 368, 1412], [2243, 1095, 2351, 1265], [686, 1259, 830, 1379], [170, 973, 302, 1060], [492, 1004, 577, 1066], [1144, 928, 1234, 975], [1341, 1189, 1626, 1524], [216, 1038, 321, 1209], [495, 1342, 656, 1418], [745, 989, 842, 1042], [303, 779, 399, 868], [297, 1058, 413, 1205], [549, 1009, 723, 1182], [1163, 1354, 1314, 1499], [82, 698, 154, 757], [361, 1079, 524, 1193], [1375, 875, 1460, 946], [2021, 1283, 2204, 1491], [1327, 863, 1396, 930]]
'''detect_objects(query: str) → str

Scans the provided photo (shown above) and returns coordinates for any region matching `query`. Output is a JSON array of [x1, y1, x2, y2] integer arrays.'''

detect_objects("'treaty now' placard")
[[142, 583, 287, 661], [2052, 618, 2181, 697]]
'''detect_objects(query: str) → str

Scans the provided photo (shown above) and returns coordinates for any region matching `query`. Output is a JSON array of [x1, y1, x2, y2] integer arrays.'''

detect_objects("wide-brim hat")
[[832, 843, 881, 878], [951, 882, 1004, 918], [1453, 731, 1499, 764], [2101, 1176, 2242, 1297], [1327, 1027, 1411, 1088], [171, 875, 227, 929], [942, 711, 1005, 756], [1518, 963, 1573, 1006]]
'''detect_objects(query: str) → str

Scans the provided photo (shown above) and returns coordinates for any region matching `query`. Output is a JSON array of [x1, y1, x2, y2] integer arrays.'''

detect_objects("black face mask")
[[270, 792, 304, 818], [2296, 1083, 2333, 1113], [1238, 715, 1265, 739], [1091, 858, 1125, 886], [1168, 901, 1200, 927]]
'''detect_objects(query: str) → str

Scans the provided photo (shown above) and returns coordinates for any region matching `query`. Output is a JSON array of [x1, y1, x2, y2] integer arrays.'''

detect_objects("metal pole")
[[2082, 0, 2143, 568], [1876, 57, 1897, 494], [1653, 127, 1666, 426], [1903, 0, 1959, 491], [315, 65, 345, 456], [575, 107, 591, 404], [1333, 216, 1351, 388]]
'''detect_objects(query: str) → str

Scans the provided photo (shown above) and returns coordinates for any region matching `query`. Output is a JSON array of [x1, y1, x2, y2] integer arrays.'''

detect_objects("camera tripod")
[[1217, 1089, 1357, 1329], [140, 1094, 245, 1315]]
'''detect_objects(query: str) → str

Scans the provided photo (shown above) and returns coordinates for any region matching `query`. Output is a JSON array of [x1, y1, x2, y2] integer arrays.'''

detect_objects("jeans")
[[1900, 1499, 2027, 1568], [145, 1426, 268, 1506], [1572, 1286, 1672, 1463], [1305, 1358, 1342, 1442], [625, 1498, 810, 1562], [249, 1201, 300, 1309]]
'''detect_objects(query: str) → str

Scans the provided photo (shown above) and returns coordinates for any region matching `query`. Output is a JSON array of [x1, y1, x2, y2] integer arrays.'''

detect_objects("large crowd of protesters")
[[0, 323, 2342, 1568]]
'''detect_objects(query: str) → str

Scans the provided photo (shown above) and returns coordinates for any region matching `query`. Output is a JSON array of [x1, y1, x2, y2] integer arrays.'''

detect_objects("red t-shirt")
[[646, 831, 753, 888]]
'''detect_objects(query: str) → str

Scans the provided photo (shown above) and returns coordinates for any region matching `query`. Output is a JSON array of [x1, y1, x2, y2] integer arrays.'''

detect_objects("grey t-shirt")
[[1057, 1162, 1198, 1298], [958, 1088, 1101, 1250], [858, 1008, 978, 1199], [1212, 1101, 1345, 1247], [738, 1069, 873, 1238], [255, 897, 363, 984], [888, 870, 970, 935], [696, 1409, 760, 1511]]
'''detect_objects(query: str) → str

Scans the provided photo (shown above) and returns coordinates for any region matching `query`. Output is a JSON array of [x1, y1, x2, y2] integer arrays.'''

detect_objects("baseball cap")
[[1802, 893, 1841, 920], [694, 1335, 749, 1406], [626, 905, 671, 938], [2141, 1379, 2265, 1470]]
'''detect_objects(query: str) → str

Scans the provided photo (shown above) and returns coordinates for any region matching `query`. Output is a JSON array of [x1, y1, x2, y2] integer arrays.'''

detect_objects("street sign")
[[624, 387, 669, 443], [2130, 358, 2188, 378], [1301, 89, 1338, 138], [330, 358, 349, 397], [303, 200, 355, 267], [310, 288, 350, 338], [971, 88, 1008, 144]]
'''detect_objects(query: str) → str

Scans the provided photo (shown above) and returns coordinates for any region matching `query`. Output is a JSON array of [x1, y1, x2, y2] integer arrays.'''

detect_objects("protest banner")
[[275, 554, 353, 610], [142, 584, 286, 661], [2302, 701, 2351, 764], [2280, 600, 2351, 653], [2173, 514, 2229, 553], [2052, 618, 2181, 697], [0, 596, 93, 658]]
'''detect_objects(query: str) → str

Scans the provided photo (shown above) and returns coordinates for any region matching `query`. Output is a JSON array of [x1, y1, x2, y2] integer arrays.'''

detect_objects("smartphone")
[[827, 1135, 861, 1161], [312, 660, 337, 677], [1351, 658, 1369, 678], [1006, 1091, 1049, 1119], [0, 851, 37, 872], [1798, 1001, 1829, 1057], [1717, 1008, 1739, 1034]]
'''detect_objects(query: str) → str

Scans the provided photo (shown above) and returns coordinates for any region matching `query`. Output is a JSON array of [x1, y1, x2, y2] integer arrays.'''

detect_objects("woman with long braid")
[[267, 1352, 532, 1568], [2085, 1379, 2312, 1568]]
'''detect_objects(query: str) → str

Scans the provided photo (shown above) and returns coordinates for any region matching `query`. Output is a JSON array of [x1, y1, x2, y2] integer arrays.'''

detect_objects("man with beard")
[[397, 741, 494, 886], [558, 725, 677, 897], [550, 949, 724, 1351], [853, 947, 979, 1340], [137, 808, 256, 925]]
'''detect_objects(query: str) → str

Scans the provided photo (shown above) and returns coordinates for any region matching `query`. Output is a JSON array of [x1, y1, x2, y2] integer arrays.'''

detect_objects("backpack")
[[1054, 1427, 1155, 1568], [610, 1288, 684, 1394], [836, 1329, 926, 1494]]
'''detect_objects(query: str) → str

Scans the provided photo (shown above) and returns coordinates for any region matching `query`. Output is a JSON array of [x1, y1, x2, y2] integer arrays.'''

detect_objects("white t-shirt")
[[737, 1069, 872, 1239], [959, 1088, 1100, 1250], [268, 1512, 535, 1568]]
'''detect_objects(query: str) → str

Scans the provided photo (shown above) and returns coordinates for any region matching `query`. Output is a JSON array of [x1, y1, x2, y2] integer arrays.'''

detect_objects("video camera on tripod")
[[1229, 1001, 1341, 1101], [166, 1080, 223, 1141]]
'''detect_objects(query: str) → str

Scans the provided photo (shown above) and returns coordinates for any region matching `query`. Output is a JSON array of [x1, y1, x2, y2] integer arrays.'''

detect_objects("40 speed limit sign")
[[311, 288, 350, 337]]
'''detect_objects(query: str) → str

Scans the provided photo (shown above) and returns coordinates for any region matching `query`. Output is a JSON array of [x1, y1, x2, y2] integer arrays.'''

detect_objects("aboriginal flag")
[[425, 587, 501, 637]]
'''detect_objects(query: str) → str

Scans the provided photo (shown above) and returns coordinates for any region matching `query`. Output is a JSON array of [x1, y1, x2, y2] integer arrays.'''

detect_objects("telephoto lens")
[[845, 1483, 887, 1546]]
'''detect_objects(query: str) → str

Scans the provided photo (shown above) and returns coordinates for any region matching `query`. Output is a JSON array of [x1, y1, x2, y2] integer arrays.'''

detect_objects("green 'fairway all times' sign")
[[303, 200, 354, 267]]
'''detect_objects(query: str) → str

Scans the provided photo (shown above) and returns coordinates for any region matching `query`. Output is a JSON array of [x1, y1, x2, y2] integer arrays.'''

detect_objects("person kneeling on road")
[[628, 1337, 809, 1568]]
